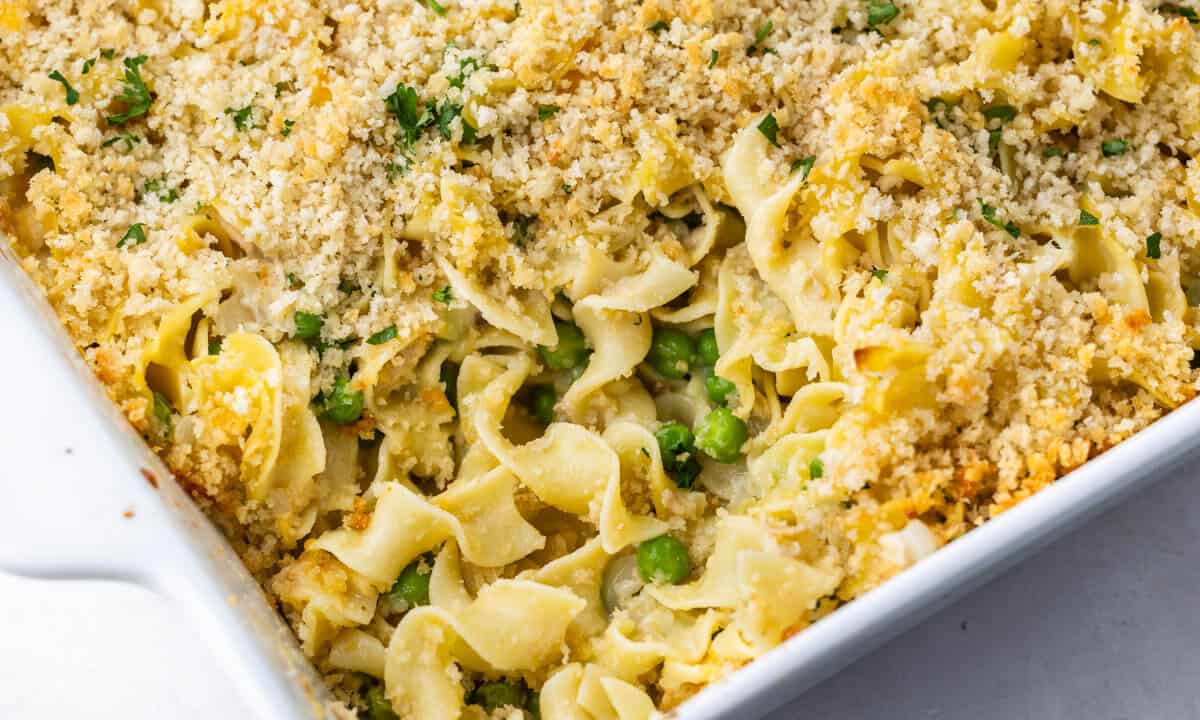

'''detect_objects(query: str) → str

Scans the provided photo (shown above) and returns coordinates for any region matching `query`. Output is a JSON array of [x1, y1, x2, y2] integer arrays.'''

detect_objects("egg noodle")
[[3, 0, 1199, 717]]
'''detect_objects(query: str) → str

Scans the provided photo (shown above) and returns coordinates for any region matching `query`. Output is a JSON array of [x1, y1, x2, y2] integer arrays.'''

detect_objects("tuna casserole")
[[2, 0, 1199, 717]]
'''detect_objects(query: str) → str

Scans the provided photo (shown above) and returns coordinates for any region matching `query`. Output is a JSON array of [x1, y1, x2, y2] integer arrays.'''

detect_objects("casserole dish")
[[3, 234, 1200, 720]]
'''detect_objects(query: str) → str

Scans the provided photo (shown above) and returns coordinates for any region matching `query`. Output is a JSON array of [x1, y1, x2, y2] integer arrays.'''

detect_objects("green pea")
[[388, 558, 431, 608], [636, 534, 691, 584], [695, 407, 748, 463], [654, 421, 701, 489], [528, 384, 557, 425], [695, 328, 720, 366], [440, 361, 460, 409], [705, 374, 736, 405], [538, 320, 589, 370], [322, 375, 364, 425], [363, 682, 399, 720], [471, 680, 528, 712], [293, 310, 323, 341], [646, 327, 694, 379]]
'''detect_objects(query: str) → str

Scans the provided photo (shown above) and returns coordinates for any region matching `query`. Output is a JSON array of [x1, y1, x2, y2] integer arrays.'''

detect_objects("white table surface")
[[4, 459, 1197, 720]]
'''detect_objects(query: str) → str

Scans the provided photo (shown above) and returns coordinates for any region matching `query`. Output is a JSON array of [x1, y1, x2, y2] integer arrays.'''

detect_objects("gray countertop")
[[771, 460, 1200, 720]]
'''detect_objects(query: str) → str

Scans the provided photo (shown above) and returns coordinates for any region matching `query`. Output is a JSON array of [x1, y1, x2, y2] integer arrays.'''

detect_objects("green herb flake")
[[293, 311, 323, 342], [709, 49, 719, 68], [982, 104, 1017, 123], [281, 119, 295, 137], [537, 104, 560, 120], [208, 337, 223, 355], [366, 325, 399, 345], [225, 104, 254, 131], [142, 177, 178, 203], [870, 266, 889, 281], [988, 128, 1002, 153], [152, 391, 173, 431], [809, 457, 824, 479], [512, 215, 534, 247], [1146, 232, 1162, 259], [100, 49, 116, 60], [925, 97, 954, 130], [757, 113, 780, 147], [1079, 209, 1100, 226], [287, 272, 303, 289], [561, 183, 573, 194], [1101, 139, 1129, 157], [81, 58, 96, 75], [1160, 4, 1199, 23], [747, 20, 774, 54], [338, 278, 359, 294], [117, 223, 147, 249], [48, 70, 79, 105], [979, 199, 1020, 239], [416, 0, 447, 15], [384, 84, 429, 150], [866, 1, 901, 27], [433, 286, 453, 304], [107, 55, 152, 125], [449, 57, 482, 89], [102, 132, 141, 151], [791, 155, 816, 181], [647, 20, 670, 33], [1043, 147, 1065, 158]]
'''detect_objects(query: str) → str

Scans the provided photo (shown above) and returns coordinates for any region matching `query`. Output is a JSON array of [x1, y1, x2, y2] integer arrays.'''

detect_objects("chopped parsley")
[[925, 97, 954, 130], [988, 128, 1002, 153], [117, 223, 147, 249], [287, 272, 303, 289], [982, 104, 1017, 123], [1043, 147, 1065, 158], [107, 56, 152, 125], [100, 49, 116, 60], [1079, 209, 1100, 226], [979, 199, 1020, 239], [82, 58, 97, 75], [866, 1, 901, 27], [647, 20, 669, 33], [561, 183, 573, 194], [338, 278, 360, 294], [225, 104, 254, 131], [512, 215, 535, 247], [747, 21, 774, 55], [281, 119, 295, 137], [143, 177, 178, 203], [48, 70, 79, 105], [1146, 232, 1162, 259], [1101, 139, 1129, 157], [537, 104, 561, 120], [415, 0, 447, 15], [709, 49, 719, 68], [809, 457, 824, 479], [152, 391, 173, 431], [366, 325, 398, 345], [432, 286, 453, 305], [385, 84, 430, 150], [102, 132, 140, 151], [434, 100, 463, 140], [870, 266, 889, 281], [208, 337, 223, 355], [1160, 4, 1199, 23], [757, 113, 780, 147], [293, 311, 323, 342], [450, 57, 482, 89], [792, 155, 816, 181]]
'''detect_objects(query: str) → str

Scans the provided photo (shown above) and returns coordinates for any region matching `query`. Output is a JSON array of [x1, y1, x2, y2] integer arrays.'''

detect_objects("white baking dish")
[[2, 236, 1198, 720]]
